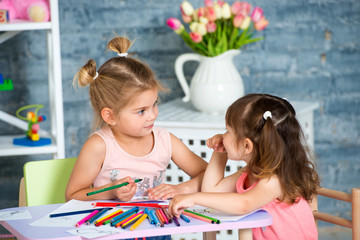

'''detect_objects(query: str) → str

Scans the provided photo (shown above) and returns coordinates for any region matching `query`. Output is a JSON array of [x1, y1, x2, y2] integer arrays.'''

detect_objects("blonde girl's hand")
[[112, 176, 137, 202], [206, 134, 226, 152], [168, 194, 196, 218], [147, 183, 182, 200]]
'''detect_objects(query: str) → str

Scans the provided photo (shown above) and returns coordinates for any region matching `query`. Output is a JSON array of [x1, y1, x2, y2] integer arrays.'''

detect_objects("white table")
[[0, 204, 272, 240]]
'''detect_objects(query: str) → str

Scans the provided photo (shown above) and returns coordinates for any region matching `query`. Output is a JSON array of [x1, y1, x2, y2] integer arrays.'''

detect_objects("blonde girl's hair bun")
[[107, 36, 133, 56], [73, 59, 98, 88]]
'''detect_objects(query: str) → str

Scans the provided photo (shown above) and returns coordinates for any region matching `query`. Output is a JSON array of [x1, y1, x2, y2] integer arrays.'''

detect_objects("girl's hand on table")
[[148, 183, 182, 200], [168, 194, 196, 218], [112, 176, 137, 202]]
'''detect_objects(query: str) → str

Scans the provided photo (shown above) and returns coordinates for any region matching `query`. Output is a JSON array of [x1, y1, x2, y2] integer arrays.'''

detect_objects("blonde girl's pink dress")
[[236, 171, 318, 240]]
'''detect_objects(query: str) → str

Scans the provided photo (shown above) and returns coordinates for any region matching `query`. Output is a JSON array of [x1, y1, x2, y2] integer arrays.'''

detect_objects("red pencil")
[[92, 202, 165, 208]]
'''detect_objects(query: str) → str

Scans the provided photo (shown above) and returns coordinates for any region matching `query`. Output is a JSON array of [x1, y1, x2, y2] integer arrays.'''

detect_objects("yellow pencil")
[[130, 213, 148, 231]]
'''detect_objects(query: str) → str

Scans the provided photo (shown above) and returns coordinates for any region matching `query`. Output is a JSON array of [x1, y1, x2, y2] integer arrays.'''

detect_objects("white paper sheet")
[[0, 209, 32, 221], [66, 225, 123, 239]]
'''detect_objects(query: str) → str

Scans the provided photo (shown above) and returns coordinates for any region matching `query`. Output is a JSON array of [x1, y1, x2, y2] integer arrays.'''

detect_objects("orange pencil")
[[121, 213, 143, 229], [155, 209, 165, 227], [183, 211, 213, 224]]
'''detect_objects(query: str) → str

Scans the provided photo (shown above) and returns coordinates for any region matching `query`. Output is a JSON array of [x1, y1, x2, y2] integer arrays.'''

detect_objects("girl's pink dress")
[[236, 172, 318, 240]]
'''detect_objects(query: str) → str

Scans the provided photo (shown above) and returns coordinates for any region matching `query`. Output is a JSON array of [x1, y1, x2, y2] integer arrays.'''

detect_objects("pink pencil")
[[75, 210, 99, 227]]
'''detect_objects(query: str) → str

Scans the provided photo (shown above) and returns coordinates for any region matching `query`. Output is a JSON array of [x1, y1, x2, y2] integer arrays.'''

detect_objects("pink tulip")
[[206, 7, 217, 22], [206, 21, 217, 33], [204, 0, 213, 7], [251, 6, 263, 23], [231, 1, 242, 15], [233, 14, 244, 28], [239, 2, 252, 17], [166, 18, 182, 30], [182, 13, 192, 23], [217, 1, 225, 8], [198, 7, 206, 17], [190, 32, 203, 43], [254, 16, 269, 30]]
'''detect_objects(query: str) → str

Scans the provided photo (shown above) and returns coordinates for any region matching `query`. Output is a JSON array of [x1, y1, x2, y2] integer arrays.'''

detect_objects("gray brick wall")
[[0, 0, 359, 232]]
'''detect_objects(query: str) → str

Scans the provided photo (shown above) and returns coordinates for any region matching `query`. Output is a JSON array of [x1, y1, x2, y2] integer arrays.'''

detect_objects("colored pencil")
[[94, 209, 123, 226], [144, 208, 155, 224], [49, 208, 107, 218], [111, 207, 139, 223], [155, 209, 165, 227], [112, 212, 136, 227], [158, 208, 169, 224], [87, 179, 143, 196], [75, 210, 99, 227], [184, 209, 221, 224], [183, 211, 213, 224], [86, 207, 112, 225], [130, 213, 148, 231], [92, 202, 164, 208], [180, 213, 190, 223], [173, 216, 180, 226], [121, 213, 143, 229], [161, 207, 173, 223], [149, 209, 161, 227]]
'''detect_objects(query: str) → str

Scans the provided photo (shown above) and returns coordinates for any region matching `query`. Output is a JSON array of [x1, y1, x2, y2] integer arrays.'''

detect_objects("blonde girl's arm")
[[147, 133, 208, 200], [169, 174, 283, 218], [65, 134, 137, 201]]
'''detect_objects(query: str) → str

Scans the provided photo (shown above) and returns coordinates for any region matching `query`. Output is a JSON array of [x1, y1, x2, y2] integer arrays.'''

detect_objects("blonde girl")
[[169, 93, 320, 240], [66, 36, 207, 203]]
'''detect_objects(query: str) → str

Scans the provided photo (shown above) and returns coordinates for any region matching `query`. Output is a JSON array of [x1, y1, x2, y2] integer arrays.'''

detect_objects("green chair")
[[19, 157, 77, 206]]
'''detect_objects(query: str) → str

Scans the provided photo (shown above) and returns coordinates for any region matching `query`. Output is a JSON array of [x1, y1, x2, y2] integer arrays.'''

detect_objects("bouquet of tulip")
[[166, 0, 268, 57]]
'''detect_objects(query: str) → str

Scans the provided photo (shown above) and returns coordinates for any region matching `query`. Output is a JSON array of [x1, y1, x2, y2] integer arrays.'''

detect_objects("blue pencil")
[[144, 208, 155, 224], [49, 208, 107, 218], [149, 209, 161, 227], [86, 207, 112, 225], [180, 213, 190, 223], [111, 207, 139, 222]]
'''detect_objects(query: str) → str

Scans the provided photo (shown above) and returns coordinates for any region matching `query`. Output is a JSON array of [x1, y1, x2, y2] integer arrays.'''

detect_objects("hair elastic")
[[93, 72, 99, 80], [118, 53, 128, 57], [263, 111, 272, 120]]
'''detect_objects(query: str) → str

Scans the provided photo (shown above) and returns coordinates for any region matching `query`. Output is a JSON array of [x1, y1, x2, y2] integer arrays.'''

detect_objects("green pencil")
[[87, 179, 143, 196], [184, 209, 221, 224]]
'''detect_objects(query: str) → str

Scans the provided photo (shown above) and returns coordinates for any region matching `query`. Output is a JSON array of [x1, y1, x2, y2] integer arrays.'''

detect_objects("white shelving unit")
[[0, 0, 65, 158], [156, 98, 319, 240]]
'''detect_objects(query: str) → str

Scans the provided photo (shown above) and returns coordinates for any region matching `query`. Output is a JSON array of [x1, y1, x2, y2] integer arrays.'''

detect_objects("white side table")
[[156, 98, 318, 240]]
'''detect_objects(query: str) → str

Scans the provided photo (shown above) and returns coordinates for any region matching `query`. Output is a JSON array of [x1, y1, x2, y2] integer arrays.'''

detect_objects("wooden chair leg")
[[203, 231, 216, 240], [19, 177, 26, 207], [238, 228, 252, 240], [352, 188, 360, 240]]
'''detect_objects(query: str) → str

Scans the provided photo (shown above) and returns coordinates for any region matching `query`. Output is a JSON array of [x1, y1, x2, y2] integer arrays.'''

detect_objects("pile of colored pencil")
[[50, 202, 221, 231]]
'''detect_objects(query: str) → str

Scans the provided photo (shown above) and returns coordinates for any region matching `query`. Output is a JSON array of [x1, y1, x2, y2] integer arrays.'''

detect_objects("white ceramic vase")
[[175, 49, 244, 114]]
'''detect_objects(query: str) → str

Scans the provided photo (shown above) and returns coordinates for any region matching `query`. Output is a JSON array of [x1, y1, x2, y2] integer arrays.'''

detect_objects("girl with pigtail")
[[66, 36, 208, 211], [169, 93, 320, 240]]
